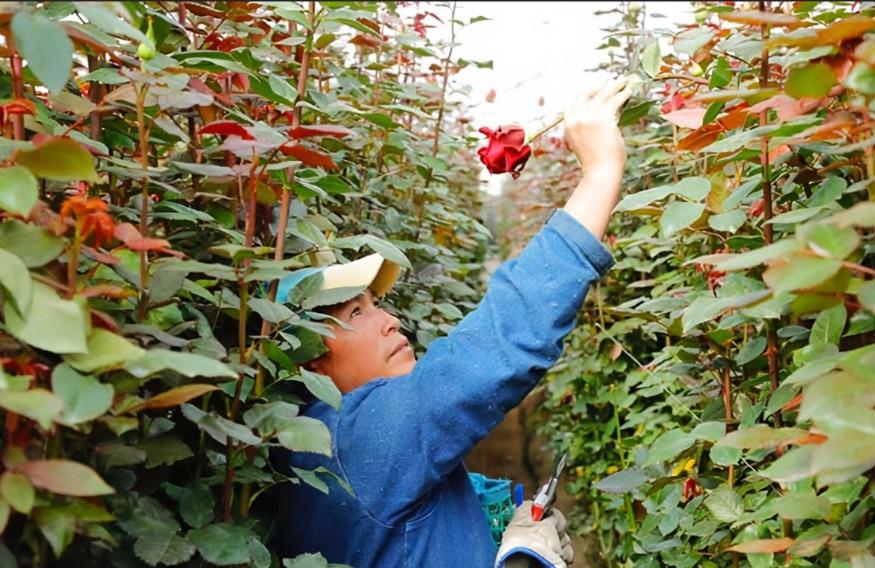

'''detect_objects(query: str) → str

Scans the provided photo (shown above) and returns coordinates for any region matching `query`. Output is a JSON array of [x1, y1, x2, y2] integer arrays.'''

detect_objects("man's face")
[[309, 289, 417, 393]]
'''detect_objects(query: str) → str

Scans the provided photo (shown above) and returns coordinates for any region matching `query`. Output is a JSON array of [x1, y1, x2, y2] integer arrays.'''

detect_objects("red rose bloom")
[[477, 125, 532, 179]]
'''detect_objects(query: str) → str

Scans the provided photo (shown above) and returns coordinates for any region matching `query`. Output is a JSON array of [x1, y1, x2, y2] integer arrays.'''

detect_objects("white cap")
[[320, 253, 401, 297]]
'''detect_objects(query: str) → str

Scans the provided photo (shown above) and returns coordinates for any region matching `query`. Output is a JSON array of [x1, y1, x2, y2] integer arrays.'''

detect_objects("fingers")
[[566, 76, 632, 119], [590, 76, 629, 105], [608, 83, 634, 116]]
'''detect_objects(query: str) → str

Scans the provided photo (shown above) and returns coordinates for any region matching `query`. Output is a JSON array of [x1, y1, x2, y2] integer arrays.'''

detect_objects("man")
[[273, 77, 632, 567]]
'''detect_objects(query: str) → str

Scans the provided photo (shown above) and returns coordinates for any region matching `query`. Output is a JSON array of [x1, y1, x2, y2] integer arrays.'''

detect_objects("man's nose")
[[380, 309, 401, 336]]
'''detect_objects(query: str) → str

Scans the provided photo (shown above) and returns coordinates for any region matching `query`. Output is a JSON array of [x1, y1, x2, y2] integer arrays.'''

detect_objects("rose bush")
[[0, 2, 492, 566]]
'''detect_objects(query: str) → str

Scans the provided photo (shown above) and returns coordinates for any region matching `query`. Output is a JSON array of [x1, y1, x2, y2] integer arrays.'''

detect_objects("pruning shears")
[[531, 452, 567, 522]]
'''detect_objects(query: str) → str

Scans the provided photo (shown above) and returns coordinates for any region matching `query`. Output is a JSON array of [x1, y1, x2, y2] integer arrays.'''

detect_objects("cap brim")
[[320, 253, 401, 298]]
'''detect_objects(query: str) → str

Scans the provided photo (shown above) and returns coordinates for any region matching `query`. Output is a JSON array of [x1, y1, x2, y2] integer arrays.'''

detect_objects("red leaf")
[[90, 308, 121, 332], [288, 124, 353, 139], [727, 538, 795, 554], [676, 124, 723, 151], [80, 245, 120, 265], [199, 120, 254, 140], [747, 94, 820, 123], [279, 144, 339, 170], [81, 284, 136, 299], [127, 384, 220, 413], [114, 223, 175, 253], [662, 108, 706, 129], [719, 11, 806, 28], [19, 460, 114, 496]]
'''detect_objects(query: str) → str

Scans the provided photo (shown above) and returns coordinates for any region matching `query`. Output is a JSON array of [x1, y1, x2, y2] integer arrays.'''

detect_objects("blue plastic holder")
[[469, 472, 516, 547]]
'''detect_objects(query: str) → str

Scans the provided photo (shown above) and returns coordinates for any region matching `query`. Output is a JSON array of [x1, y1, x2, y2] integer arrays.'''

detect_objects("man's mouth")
[[390, 338, 409, 358]]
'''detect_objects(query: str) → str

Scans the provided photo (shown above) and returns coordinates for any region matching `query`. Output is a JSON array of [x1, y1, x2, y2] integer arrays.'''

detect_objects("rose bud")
[[477, 125, 532, 179]]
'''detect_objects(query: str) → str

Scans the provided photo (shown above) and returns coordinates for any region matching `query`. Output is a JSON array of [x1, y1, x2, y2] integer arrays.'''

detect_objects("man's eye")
[[351, 307, 362, 317]]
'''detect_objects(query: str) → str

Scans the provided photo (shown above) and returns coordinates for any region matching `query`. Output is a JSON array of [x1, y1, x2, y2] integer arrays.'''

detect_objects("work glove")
[[495, 501, 573, 568]]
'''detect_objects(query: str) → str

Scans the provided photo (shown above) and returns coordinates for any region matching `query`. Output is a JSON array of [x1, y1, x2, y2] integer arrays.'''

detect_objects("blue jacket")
[[273, 209, 613, 567]]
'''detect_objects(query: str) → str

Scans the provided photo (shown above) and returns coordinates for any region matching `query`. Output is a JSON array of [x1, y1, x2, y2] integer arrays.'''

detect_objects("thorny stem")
[[254, 0, 315, 398], [135, 84, 152, 322], [430, 1, 457, 158], [758, 0, 782, 431], [10, 54, 24, 141]]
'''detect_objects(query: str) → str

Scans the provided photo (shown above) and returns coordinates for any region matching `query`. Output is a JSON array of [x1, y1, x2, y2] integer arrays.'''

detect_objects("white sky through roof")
[[437, 2, 695, 194]]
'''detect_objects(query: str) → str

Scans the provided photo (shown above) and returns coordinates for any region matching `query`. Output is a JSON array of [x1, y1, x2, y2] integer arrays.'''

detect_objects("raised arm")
[[563, 76, 632, 239], [336, 79, 632, 524]]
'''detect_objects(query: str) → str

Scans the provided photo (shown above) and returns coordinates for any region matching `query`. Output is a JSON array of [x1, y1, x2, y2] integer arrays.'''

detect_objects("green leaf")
[[618, 100, 654, 126], [75, 2, 151, 44], [15, 138, 99, 183], [248, 298, 295, 323], [277, 416, 332, 456], [268, 75, 297, 104], [117, 495, 179, 537], [809, 176, 847, 207], [691, 421, 726, 441], [802, 223, 860, 259], [705, 486, 744, 522], [292, 466, 332, 494], [736, 336, 767, 365], [80, 66, 128, 84], [95, 443, 146, 468], [20, 459, 114, 496], [644, 429, 695, 466], [11, 11, 73, 94], [714, 239, 800, 271], [181, 404, 261, 446], [51, 364, 113, 425], [717, 424, 808, 450], [785, 62, 836, 98], [63, 328, 146, 373], [136, 436, 194, 468], [0, 389, 63, 430], [0, 472, 34, 514], [859, 281, 875, 314], [708, 209, 745, 233], [0, 166, 38, 217], [0, 247, 33, 316], [294, 369, 341, 410], [593, 468, 649, 494], [660, 202, 705, 238], [0, 219, 66, 267], [4, 282, 89, 354], [243, 401, 300, 436], [810, 303, 847, 347], [709, 57, 732, 89], [179, 483, 215, 529], [133, 529, 195, 567], [784, 355, 841, 386], [616, 177, 711, 211], [763, 255, 842, 293], [710, 445, 742, 466], [33, 506, 75, 558], [844, 61, 875, 95], [125, 349, 236, 379], [762, 445, 817, 483], [774, 493, 832, 520], [701, 124, 779, 153], [0, 503, 9, 541], [171, 162, 236, 177], [674, 27, 714, 55], [284, 553, 333, 568], [642, 40, 661, 77], [187, 523, 254, 566]]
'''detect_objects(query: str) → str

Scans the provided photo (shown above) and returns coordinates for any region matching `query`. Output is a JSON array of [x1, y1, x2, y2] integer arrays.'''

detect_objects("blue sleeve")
[[336, 209, 613, 523]]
